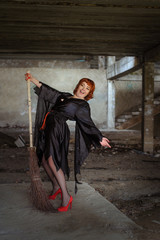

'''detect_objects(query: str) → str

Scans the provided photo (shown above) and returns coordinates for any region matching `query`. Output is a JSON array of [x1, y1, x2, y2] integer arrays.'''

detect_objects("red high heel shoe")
[[48, 188, 62, 200], [58, 196, 73, 212]]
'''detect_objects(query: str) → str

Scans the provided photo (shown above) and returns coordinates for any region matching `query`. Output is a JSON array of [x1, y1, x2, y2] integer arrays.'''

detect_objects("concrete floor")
[[0, 181, 140, 240]]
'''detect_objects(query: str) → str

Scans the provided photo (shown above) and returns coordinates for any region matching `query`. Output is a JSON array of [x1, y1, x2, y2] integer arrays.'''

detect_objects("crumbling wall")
[[115, 73, 160, 118], [0, 60, 107, 129], [114, 73, 160, 137], [115, 79, 142, 117]]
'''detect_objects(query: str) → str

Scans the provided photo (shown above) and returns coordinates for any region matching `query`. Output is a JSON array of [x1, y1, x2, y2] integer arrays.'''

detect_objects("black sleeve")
[[74, 102, 103, 193], [34, 82, 62, 104], [75, 101, 103, 146]]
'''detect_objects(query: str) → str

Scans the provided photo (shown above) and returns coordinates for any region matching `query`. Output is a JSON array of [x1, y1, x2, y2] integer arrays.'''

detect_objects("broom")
[[27, 71, 56, 212]]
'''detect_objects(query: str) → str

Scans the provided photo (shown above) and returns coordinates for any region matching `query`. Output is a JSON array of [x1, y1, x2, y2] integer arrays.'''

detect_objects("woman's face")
[[75, 81, 90, 99]]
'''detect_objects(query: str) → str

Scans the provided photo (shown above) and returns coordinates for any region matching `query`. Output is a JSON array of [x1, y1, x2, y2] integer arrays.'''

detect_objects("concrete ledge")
[[0, 182, 140, 240], [0, 127, 141, 146]]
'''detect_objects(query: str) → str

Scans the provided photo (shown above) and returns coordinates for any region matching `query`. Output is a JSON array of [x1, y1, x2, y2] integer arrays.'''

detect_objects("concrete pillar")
[[107, 56, 116, 66], [142, 62, 154, 153], [98, 56, 105, 69], [107, 80, 115, 129], [106, 56, 116, 129]]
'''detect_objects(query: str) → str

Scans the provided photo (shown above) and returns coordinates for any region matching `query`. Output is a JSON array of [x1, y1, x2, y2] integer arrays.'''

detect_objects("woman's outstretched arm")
[[75, 102, 111, 149], [25, 73, 42, 88]]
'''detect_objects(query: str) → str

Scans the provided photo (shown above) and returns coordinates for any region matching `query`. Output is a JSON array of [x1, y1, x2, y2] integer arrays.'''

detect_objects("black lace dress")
[[34, 83, 103, 191]]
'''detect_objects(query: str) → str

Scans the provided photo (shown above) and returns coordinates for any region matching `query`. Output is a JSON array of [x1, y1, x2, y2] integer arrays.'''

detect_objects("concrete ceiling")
[[1, 0, 160, 59]]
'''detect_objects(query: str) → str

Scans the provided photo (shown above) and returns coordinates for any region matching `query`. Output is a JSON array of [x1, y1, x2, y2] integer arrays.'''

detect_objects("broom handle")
[[27, 71, 33, 148]]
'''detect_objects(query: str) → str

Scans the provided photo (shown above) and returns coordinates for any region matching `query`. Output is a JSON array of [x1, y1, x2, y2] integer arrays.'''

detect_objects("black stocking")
[[48, 156, 70, 206], [42, 155, 60, 194]]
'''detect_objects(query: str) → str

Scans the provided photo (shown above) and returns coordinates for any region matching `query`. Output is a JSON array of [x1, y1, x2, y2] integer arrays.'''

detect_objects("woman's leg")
[[48, 156, 70, 207], [42, 155, 60, 194]]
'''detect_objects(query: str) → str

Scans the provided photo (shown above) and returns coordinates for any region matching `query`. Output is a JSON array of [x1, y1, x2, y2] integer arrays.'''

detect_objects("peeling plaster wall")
[[114, 74, 160, 137], [115, 79, 142, 117], [115, 76, 160, 117], [0, 63, 107, 130]]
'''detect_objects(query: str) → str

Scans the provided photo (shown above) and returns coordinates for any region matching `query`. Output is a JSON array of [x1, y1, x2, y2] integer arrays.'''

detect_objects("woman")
[[25, 73, 111, 212]]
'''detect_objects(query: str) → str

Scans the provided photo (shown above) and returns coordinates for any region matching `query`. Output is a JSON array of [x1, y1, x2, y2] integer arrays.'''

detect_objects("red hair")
[[73, 78, 95, 101]]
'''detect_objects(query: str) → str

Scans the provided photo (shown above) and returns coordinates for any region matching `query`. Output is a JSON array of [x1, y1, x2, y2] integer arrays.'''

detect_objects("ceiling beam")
[[144, 44, 160, 62], [0, 1, 160, 56], [0, 53, 86, 60], [107, 57, 142, 80], [1, 0, 160, 8]]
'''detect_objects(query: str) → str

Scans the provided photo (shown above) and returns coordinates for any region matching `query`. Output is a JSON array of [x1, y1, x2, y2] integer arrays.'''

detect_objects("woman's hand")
[[25, 73, 42, 88], [100, 137, 111, 148], [25, 72, 33, 82]]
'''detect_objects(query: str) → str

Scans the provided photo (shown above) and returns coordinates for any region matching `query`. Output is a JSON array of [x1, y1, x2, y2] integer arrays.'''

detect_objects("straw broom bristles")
[[27, 71, 56, 212], [29, 147, 56, 212]]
